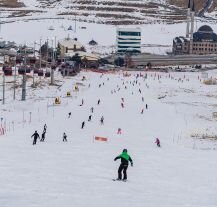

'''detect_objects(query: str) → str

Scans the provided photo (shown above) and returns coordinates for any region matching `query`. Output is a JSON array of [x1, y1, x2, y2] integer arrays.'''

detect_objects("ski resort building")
[[116, 28, 141, 53], [173, 0, 217, 55], [58, 37, 85, 57]]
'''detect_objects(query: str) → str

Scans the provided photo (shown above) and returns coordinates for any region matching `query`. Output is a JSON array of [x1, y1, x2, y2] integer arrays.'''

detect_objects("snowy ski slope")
[[0, 70, 217, 207]]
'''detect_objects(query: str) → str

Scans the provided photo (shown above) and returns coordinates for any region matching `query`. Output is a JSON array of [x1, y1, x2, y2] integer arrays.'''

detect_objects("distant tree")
[[70, 53, 82, 64], [114, 57, 124, 67], [99, 58, 109, 65]]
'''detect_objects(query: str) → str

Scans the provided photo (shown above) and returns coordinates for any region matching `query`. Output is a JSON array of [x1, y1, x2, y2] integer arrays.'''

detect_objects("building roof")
[[65, 51, 100, 61], [173, 36, 188, 44], [116, 27, 141, 32], [198, 25, 213, 33], [59, 38, 83, 49], [193, 25, 217, 42]]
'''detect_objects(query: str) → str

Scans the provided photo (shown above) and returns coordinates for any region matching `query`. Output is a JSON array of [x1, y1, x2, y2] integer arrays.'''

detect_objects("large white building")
[[116, 28, 141, 53]]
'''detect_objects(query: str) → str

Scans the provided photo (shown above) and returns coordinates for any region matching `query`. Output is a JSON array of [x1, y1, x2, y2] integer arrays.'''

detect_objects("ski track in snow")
[[0, 70, 217, 206]]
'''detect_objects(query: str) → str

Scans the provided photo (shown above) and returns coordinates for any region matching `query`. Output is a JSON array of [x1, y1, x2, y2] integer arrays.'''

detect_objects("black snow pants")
[[118, 164, 128, 180], [33, 138, 37, 145]]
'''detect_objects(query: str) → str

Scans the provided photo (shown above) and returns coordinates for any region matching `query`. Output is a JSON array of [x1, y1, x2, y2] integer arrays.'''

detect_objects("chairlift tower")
[[21, 47, 27, 101]]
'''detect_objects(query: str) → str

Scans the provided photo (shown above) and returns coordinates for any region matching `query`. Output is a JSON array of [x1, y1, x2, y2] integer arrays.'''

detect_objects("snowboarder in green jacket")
[[114, 149, 133, 181]]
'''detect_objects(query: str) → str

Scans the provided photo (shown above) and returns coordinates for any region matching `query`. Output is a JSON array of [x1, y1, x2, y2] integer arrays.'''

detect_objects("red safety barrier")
[[95, 136, 108, 142]]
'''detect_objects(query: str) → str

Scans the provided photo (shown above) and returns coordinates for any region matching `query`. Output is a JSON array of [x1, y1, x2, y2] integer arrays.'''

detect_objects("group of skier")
[[31, 124, 47, 145], [30, 73, 162, 181]]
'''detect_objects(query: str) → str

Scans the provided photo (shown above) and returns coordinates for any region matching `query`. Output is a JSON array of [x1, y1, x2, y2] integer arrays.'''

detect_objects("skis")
[[112, 179, 127, 182]]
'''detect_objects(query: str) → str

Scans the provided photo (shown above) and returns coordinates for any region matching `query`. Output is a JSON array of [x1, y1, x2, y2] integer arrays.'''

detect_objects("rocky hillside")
[[0, 0, 216, 25]]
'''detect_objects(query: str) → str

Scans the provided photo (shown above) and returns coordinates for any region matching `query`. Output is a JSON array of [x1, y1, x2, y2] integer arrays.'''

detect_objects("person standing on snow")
[[100, 116, 104, 125], [155, 138, 161, 147], [40, 131, 46, 142], [114, 149, 133, 181], [63, 132, 67, 142], [81, 121, 85, 129], [88, 115, 92, 122], [68, 112, 71, 118], [31, 130, 40, 145], [90, 107, 94, 113], [43, 124, 47, 133], [117, 128, 122, 134], [97, 99, 101, 105]]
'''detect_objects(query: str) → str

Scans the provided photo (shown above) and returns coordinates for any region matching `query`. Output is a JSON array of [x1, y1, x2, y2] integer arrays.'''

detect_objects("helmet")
[[123, 149, 127, 153]]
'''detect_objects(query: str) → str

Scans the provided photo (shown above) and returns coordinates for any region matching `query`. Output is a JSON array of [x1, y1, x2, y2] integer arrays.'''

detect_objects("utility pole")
[[13, 55, 17, 100], [2, 72, 5, 104], [51, 38, 55, 85], [74, 14, 77, 33], [39, 38, 42, 70], [21, 46, 27, 101], [32, 41, 36, 88]]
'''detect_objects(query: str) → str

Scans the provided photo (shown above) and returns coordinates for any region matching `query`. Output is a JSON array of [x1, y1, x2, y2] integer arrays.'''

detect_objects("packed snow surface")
[[0, 70, 217, 207]]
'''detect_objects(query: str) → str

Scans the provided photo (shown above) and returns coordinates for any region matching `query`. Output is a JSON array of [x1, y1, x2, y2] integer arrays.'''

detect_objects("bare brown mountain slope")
[[0, 0, 24, 8]]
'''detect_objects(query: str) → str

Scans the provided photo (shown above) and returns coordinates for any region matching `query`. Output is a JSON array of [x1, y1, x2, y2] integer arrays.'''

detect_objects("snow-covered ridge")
[[0, 0, 187, 25]]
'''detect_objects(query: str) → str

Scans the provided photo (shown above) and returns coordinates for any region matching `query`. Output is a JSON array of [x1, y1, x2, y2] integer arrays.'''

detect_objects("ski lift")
[[33, 68, 39, 74], [61, 63, 66, 69], [51, 64, 56, 70], [25, 66, 31, 73], [45, 71, 51, 77], [3, 67, 12, 76], [16, 56, 23, 64], [29, 57, 36, 64], [18, 66, 26, 75], [57, 58, 62, 64], [47, 57, 52, 63], [38, 70, 44, 77]]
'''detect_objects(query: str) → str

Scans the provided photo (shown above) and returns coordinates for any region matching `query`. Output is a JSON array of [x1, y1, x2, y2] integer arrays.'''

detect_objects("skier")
[[142, 97, 144, 102], [43, 124, 47, 133], [114, 149, 133, 181], [31, 130, 40, 145], [121, 102, 124, 108], [155, 138, 161, 147], [97, 99, 101, 105], [81, 121, 85, 129], [100, 116, 104, 125], [117, 128, 122, 134], [88, 115, 92, 122], [68, 112, 71, 118], [146, 104, 148, 109], [90, 107, 94, 113], [40, 131, 46, 142], [141, 108, 144, 114], [121, 98, 124, 102], [80, 99, 84, 106], [63, 132, 67, 142]]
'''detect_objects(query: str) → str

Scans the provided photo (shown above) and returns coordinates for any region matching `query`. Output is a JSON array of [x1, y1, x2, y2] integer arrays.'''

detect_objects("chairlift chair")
[[45, 71, 51, 77], [51, 64, 56, 70], [38, 70, 44, 77], [3, 67, 13, 76], [29, 57, 36, 64], [25, 67, 31, 73], [16, 56, 23, 64], [18, 67, 26, 75], [33, 68, 39, 74]]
